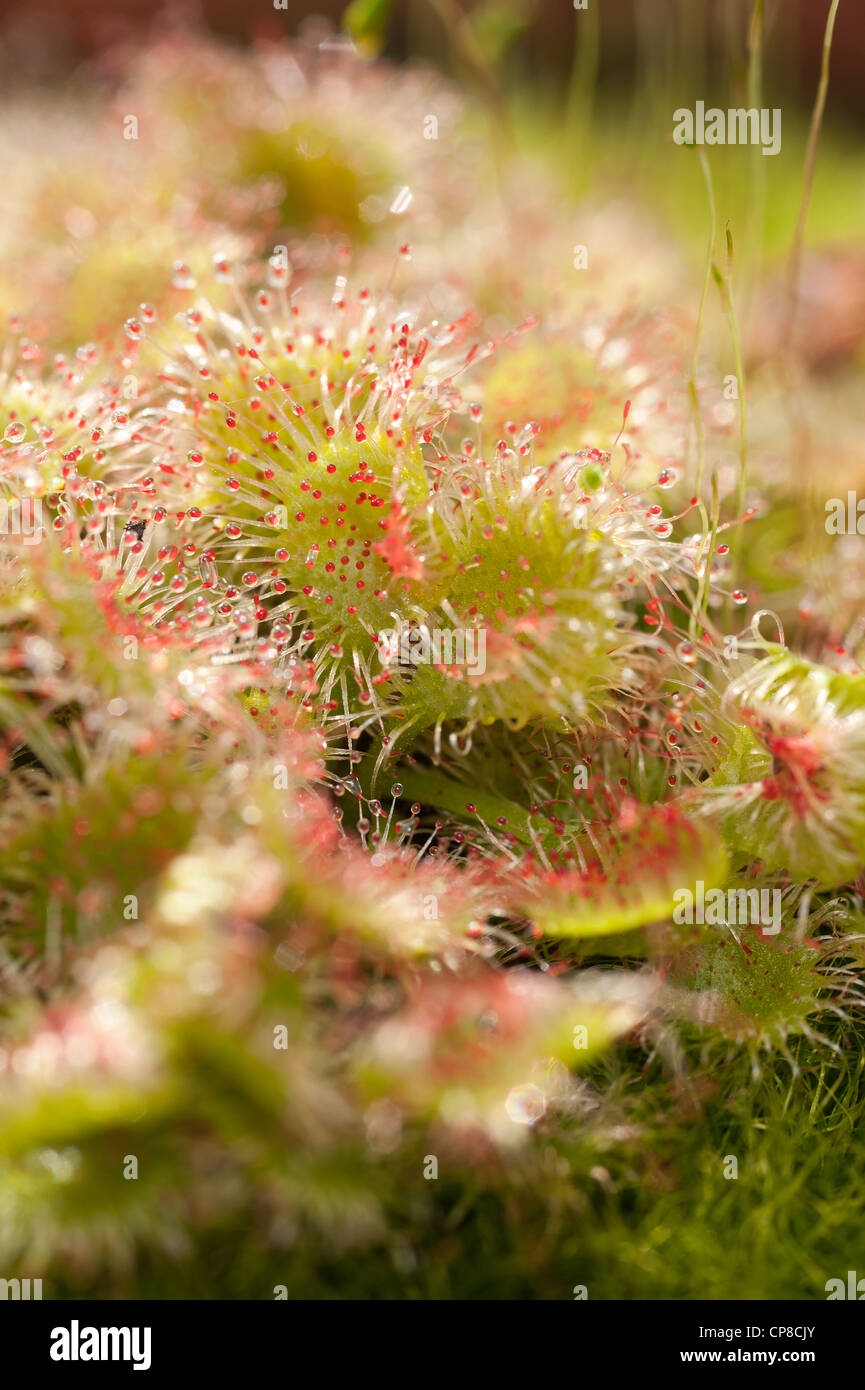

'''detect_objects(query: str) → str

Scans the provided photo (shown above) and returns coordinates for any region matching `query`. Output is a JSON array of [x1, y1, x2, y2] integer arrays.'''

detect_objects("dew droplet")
[[657, 466, 679, 489], [267, 255, 291, 289], [3, 422, 26, 443], [731, 589, 748, 605], [505, 1083, 546, 1127], [172, 261, 196, 291]]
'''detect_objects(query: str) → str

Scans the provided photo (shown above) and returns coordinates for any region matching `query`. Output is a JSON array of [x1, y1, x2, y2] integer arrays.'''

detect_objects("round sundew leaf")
[[478, 338, 676, 473], [0, 1083, 180, 1162], [704, 651, 865, 887], [676, 928, 825, 1048], [503, 802, 729, 939], [353, 967, 655, 1126]]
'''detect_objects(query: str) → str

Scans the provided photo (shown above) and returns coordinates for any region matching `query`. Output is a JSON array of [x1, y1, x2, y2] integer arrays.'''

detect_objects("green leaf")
[[511, 803, 729, 939], [471, 0, 536, 65], [344, 0, 395, 52]]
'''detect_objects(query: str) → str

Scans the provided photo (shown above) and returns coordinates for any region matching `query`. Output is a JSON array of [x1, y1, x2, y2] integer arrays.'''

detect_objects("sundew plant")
[[0, 0, 864, 1306]]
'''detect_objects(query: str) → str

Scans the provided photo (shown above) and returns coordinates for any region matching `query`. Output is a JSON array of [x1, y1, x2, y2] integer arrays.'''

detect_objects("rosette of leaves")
[[101, 280, 701, 786]]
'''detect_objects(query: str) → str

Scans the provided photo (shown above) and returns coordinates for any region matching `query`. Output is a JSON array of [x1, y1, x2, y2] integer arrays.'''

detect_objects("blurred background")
[[0, 0, 864, 123], [1, 1, 861, 267]]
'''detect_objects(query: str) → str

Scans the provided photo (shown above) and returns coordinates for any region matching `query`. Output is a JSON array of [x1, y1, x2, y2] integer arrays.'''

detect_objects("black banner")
[[0, 1299, 859, 1375]]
